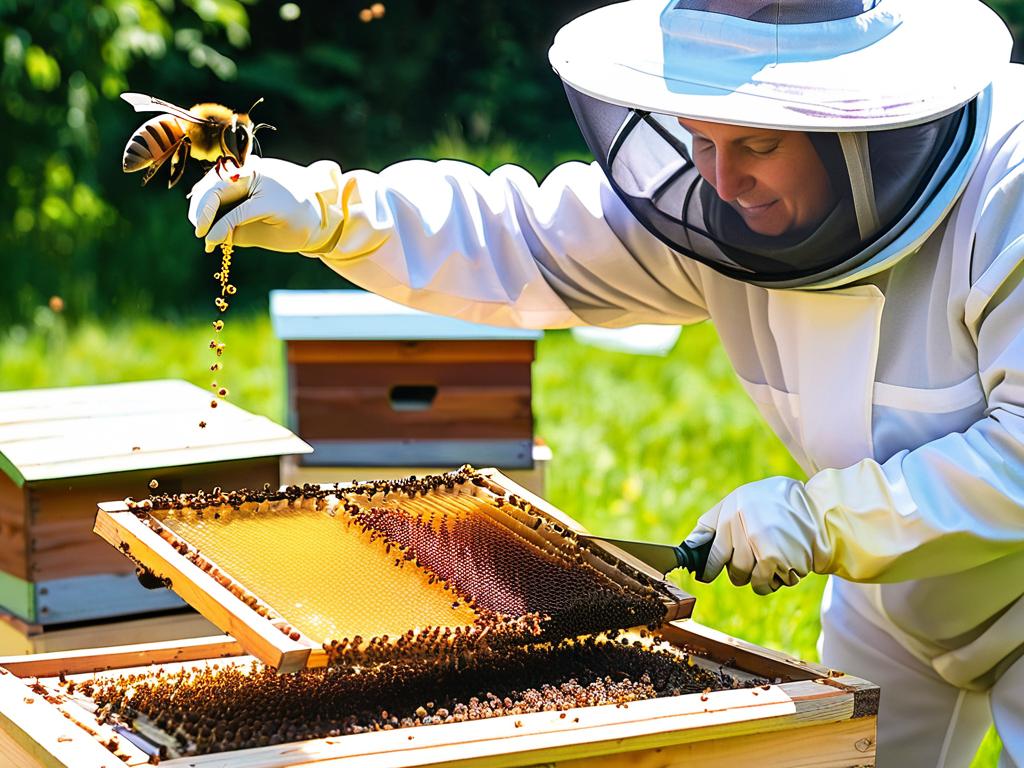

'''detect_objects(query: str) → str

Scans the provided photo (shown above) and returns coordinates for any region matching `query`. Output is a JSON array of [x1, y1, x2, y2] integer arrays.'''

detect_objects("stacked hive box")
[[270, 290, 550, 492], [0, 380, 310, 654]]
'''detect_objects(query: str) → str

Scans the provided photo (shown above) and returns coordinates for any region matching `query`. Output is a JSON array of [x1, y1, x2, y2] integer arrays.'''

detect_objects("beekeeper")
[[187, 0, 1022, 764]]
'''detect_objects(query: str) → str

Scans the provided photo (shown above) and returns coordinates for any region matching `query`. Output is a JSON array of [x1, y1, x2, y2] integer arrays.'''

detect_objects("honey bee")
[[120, 93, 275, 188]]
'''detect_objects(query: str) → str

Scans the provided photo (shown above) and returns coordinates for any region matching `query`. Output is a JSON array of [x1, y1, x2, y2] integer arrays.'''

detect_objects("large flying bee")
[[120, 93, 275, 188]]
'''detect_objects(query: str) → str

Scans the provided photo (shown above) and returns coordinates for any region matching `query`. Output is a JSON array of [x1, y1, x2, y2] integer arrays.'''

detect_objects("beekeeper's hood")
[[549, 0, 1012, 289]]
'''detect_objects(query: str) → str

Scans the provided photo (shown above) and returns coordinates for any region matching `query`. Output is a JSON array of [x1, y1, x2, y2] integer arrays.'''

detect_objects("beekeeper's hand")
[[188, 156, 346, 254], [684, 476, 821, 595]]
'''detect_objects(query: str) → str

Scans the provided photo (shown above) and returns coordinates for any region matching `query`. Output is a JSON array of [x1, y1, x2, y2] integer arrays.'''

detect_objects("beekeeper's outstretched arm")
[[686, 153, 1024, 594], [188, 156, 708, 330]]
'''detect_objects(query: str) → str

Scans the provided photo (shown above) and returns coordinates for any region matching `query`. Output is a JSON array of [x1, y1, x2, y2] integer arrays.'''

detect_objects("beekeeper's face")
[[678, 118, 836, 237]]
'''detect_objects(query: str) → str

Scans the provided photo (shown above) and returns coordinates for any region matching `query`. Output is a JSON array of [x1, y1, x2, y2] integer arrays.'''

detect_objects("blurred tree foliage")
[[0, 0, 602, 323], [0, 1, 1020, 324]]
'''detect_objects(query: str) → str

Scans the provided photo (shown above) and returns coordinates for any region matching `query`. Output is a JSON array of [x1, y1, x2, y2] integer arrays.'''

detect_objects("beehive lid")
[[0, 380, 312, 486], [270, 290, 543, 341], [94, 467, 695, 673]]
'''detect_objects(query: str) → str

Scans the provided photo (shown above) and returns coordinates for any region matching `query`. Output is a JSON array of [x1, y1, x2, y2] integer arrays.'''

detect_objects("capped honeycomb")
[[126, 467, 682, 669]]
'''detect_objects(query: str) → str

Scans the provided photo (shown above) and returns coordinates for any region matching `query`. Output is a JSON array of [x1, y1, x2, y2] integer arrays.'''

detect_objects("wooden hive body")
[[0, 623, 879, 767], [0, 467, 879, 765], [270, 290, 542, 469], [0, 380, 310, 629]]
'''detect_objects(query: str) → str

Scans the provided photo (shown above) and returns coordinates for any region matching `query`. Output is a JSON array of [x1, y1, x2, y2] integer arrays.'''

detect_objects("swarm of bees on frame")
[[121, 93, 272, 426], [76, 637, 757, 759]]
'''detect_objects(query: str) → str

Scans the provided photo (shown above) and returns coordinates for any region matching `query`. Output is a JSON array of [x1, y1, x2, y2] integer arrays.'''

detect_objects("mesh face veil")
[[566, 85, 975, 286], [551, 0, 1008, 288]]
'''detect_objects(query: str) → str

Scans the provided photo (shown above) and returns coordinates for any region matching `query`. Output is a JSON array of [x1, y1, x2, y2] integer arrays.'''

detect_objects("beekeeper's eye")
[[693, 136, 714, 154], [746, 139, 780, 156]]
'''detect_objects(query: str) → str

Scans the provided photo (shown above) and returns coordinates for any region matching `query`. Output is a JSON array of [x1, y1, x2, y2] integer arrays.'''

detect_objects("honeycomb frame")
[[93, 467, 695, 673]]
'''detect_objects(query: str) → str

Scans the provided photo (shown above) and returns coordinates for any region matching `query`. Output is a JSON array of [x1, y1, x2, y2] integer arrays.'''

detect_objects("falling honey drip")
[[203, 242, 233, 426]]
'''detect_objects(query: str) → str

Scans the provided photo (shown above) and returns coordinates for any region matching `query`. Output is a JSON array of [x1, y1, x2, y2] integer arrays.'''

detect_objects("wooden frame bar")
[[0, 622, 878, 768], [93, 502, 315, 673]]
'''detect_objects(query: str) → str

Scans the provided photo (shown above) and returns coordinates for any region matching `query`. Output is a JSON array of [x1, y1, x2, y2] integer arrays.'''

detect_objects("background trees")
[[1, 0, 1020, 323], [0, 0, 604, 322]]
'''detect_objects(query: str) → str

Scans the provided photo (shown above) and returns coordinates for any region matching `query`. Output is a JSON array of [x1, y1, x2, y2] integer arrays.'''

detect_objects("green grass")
[[0, 308, 1001, 765]]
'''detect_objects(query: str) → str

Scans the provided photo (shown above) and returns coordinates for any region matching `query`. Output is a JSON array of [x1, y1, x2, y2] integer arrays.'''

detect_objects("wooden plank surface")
[[296, 361, 533, 387], [0, 379, 309, 485], [0, 610, 219, 658], [546, 717, 876, 768], [0, 634, 242, 678], [161, 678, 857, 768], [661, 621, 832, 682], [288, 340, 537, 364], [0, 571, 34, 624], [0, 666, 131, 768], [38, 572, 185, 625], [296, 390, 532, 439], [270, 289, 542, 342], [93, 505, 313, 673], [0, 477, 28, 580]]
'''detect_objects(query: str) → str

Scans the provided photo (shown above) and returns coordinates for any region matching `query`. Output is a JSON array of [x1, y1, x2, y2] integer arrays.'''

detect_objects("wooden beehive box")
[[0, 380, 311, 629], [0, 623, 879, 767], [270, 290, 542, 469], [0, 467, 879, 766]]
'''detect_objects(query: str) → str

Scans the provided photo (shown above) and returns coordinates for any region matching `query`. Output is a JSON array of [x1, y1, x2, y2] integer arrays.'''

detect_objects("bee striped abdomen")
[[122, 115, 184, 172]]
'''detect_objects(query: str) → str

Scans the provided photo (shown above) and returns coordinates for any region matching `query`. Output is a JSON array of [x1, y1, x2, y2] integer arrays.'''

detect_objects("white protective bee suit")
[[188, 1, 1023, 765]]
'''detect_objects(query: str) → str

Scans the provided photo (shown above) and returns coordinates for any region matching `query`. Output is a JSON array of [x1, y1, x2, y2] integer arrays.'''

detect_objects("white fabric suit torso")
[[313, 65, 1024, 695]]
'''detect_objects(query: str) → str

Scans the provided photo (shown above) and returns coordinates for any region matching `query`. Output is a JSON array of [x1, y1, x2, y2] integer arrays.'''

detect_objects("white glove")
[[187, 156, 346, 254], [684, 476, 822, 595]]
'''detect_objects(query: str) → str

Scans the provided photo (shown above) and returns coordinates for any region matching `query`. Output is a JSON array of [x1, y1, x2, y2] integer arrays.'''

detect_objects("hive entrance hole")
[[389, 385, 438, 411]]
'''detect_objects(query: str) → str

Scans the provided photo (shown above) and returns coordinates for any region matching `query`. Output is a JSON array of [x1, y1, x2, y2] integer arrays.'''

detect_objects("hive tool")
[[579, 535, 713, 578]]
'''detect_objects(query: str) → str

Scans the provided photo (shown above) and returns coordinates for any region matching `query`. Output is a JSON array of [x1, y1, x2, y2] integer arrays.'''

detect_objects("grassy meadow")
[[0, 306, 1001, 765]]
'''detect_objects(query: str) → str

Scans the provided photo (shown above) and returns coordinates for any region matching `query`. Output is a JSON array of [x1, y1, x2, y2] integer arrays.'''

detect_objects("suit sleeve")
[[305, 158, 709, 329]]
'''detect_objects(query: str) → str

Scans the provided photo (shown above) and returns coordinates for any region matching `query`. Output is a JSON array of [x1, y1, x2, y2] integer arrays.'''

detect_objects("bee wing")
[[120, 92, 214, 125]]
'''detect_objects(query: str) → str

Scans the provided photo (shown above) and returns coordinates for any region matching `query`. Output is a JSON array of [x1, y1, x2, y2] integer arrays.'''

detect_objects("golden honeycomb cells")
[[152, 501, 480, 644]]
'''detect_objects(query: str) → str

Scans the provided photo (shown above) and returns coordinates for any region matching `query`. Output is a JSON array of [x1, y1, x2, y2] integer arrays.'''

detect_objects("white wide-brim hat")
[[549, 0, 1011, 131]]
